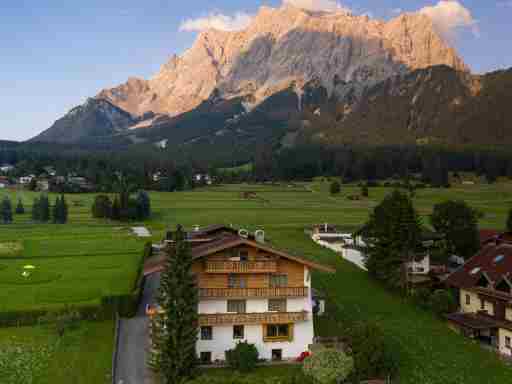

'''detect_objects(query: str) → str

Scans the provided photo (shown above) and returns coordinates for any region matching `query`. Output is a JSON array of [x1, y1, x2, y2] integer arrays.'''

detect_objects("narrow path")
[[114, 273, 161, 384]]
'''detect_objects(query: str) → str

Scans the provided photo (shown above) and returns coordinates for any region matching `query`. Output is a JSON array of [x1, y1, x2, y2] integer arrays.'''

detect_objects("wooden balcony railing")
[[199, 311, 308, 326], [205, 261, 277, 274], [199, 287, 308, 299]]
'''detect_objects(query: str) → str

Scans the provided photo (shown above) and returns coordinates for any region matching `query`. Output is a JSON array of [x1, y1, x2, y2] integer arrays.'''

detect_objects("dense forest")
[[2, 140, 512, 192]]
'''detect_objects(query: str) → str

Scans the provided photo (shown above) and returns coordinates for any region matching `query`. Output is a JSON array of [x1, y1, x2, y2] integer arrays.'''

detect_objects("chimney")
[[255, 230, 265, 244]]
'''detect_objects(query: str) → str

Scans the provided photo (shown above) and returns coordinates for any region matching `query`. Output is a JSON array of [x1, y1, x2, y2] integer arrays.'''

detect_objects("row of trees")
[[92, 190, 151, 221], [32, 195, 68, 224], [361, 190, 480, 291]]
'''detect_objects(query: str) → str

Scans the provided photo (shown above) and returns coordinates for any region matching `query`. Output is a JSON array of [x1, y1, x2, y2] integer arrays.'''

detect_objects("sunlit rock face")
[[98, 5, 467, 118]]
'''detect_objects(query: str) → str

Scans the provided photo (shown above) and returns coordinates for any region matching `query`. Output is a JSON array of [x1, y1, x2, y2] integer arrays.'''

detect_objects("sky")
[[0, 0, 511, 141]]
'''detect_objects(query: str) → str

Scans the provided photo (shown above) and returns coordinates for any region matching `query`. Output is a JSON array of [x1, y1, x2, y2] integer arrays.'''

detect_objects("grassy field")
[[0, 320, 113, 384], [1, 181, 512, 383]]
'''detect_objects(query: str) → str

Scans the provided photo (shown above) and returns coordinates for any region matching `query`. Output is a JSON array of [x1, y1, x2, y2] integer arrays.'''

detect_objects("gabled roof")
[[144, 232, 335, 275], [445, 243, 512, 290], [191, 235, 335, 273]]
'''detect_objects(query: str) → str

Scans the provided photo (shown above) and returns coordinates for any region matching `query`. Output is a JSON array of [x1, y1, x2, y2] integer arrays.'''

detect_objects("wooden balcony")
[[199, 311, 308, 326], [199, 287, 308, 299], [205, 261, 277, 274]]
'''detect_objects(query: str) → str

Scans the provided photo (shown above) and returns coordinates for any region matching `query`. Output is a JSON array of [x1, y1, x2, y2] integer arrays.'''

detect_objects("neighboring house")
[[445, 238, 512, 357], [0, 176, 9, 189], [36, 178, 50, 192], [0, 164, 14, 173], [19, 175, 35, 185], [145, 225, 335, 363], [43, 166, 57, 177], [194, 174, 212, 185]]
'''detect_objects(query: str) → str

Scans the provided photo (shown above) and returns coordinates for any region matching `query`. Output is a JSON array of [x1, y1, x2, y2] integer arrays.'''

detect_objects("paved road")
[[114, 273, 161, 384]]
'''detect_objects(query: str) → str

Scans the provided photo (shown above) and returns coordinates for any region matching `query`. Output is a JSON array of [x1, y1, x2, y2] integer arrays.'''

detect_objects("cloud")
[[282, 0, 352, 14], [497, 1, 512, 7], [179, 12, 253, 32], [419, 1, 479, 40]]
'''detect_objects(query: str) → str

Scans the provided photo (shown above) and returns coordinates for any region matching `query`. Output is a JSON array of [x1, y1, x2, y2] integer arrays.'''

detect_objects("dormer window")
[[495, 278, 512, 294], [476, 274, 491, 288]]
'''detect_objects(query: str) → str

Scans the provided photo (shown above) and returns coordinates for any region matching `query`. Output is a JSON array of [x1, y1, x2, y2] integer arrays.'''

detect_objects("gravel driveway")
[[114, 272, 161, 384]]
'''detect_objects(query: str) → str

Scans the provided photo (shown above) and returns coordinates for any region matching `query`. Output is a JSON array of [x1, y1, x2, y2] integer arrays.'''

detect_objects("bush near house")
[[303, 349, 354, 384], [225, 341, 259, 373]]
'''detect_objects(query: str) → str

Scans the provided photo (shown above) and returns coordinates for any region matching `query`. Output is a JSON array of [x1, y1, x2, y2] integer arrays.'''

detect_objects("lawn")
[[1, 181, 512, 383], [0, 320, 114, 384]]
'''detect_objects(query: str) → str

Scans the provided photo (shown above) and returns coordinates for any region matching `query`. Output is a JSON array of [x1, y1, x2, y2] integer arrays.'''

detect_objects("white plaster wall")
[[498, 328, 512, 356], [196, 319, 314, 361], [407, 255, 430, 275], [199, 298, 310, 314], [197, 266, 315, 361]]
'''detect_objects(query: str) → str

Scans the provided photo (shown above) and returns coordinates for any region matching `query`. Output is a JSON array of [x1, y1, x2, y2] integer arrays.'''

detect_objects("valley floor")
[[1, 181, 512, 382]]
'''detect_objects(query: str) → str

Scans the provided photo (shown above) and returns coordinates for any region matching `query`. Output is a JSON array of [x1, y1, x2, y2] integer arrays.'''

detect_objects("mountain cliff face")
[[98, 6, 466, 118], [32, 98, 137, 144]]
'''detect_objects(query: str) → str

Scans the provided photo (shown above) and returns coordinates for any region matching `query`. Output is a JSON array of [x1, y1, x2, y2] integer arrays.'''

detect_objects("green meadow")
[[1, 181, 512, 383]]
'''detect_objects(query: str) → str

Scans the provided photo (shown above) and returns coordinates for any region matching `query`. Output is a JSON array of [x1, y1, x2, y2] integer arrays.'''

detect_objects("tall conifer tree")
[[362, 190, 422, 290], [150, 225, 198, 383], [1, 196, 13, 224]]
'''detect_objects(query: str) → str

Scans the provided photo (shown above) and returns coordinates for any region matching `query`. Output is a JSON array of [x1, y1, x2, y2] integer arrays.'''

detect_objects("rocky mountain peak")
[[79, 6, 468, 131]]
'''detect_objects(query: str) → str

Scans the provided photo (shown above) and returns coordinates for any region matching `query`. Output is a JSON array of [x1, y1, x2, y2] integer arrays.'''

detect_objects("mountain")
[[98, 6, 466, 118], [32, 5, 471, 150], [305, 65, 512, 147], [31, 98, 140, 145]]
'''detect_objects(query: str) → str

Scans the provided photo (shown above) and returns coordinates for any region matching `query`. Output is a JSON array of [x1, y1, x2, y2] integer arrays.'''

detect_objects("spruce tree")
[[52, 196, 60, 224], [136, 190, 151, 220], [151, 225, 198, 383], [32, 197, 41, 221], [362, 190, 422, 290], [507, 208, 512, 233], [1, 196, 13, 224], [61, 195, 68, 224], [111, 196, 121, 220], [15, 199, 25, 215], [39, 195, 50, 223]]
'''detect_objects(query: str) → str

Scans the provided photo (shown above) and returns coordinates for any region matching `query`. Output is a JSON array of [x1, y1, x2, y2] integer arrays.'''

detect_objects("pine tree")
[[1, 196, 13, 224], [61, 195, 68, 224], [150, 225, 198, 383], [362, 190, 422, 290], [52, 196, 60, 224], [39, 195, 50, 222], [15, 199, 25, 215], [32, 197, 41, 221], [507, 208, 512, 233], [136, 190, 151, 220], [111, 196, 121, 220]]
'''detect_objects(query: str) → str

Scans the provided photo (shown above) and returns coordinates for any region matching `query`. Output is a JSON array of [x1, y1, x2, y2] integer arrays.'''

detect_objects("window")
[[271, 349, 283, 361], [506, 336, 511, 349], [233, 325, 244, 339], [270, 274, 288, 288], [227, 300, 246, 313], [264, 324, 293, 342], [200, 352, 212, 364], [239, 249, 249, 262], [466, 294, 471, 306], [228, 274, 247, 288], [200, 326, 213, 340], [268, 299, 287, 312]]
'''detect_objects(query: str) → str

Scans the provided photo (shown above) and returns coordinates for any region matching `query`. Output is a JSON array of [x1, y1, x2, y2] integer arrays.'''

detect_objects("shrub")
[[411, 287, 432, 310], [303, 349, 354, 384], [329, 181, 341, 195], [39, 307, 81, 337], [347, 322, 399, 382], [225, 341, 259, 373], [429, 289, 457, 315]]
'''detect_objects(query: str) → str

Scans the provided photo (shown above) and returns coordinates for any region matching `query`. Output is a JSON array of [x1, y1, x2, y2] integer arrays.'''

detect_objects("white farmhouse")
[[144, 225, 334, 363]]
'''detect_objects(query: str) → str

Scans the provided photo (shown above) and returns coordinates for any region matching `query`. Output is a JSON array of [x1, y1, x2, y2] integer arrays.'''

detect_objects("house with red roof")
[[445, 235, 512, 357]]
